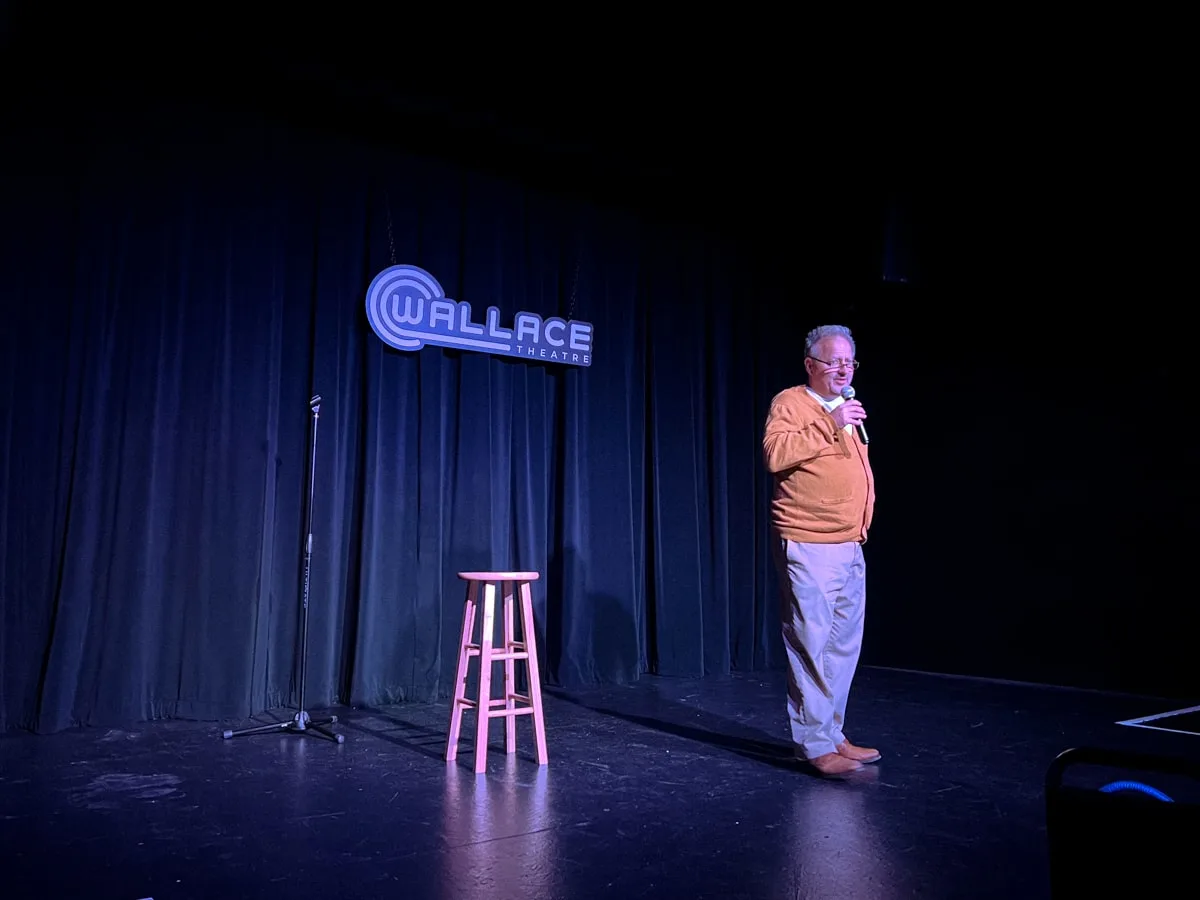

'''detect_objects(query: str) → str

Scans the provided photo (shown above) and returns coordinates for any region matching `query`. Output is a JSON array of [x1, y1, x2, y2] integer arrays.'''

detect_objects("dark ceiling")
[[1, 7, 903, 213], [1, 8, 955, 287], [3, 9, 1191, 309]]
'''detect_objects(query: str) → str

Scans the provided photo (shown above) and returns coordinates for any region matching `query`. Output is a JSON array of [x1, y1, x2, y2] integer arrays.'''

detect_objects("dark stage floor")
[[3, 666, 1198, 899]]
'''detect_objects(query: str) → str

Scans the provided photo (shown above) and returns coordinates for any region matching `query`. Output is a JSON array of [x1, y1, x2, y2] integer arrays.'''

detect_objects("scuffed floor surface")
[[3, 666, 1198, 899]]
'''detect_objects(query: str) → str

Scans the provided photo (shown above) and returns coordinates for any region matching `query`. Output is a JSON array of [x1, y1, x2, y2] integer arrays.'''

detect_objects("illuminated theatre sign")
[[365, 264, 593, 367]]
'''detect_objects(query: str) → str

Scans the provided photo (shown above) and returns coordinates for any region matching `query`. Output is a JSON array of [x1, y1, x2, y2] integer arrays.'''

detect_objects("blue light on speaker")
[[1098, 780, 1175, 802]]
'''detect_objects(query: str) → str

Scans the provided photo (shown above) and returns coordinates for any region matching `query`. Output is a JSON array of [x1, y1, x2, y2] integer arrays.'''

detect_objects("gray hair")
[[804, 324, 856, 359]]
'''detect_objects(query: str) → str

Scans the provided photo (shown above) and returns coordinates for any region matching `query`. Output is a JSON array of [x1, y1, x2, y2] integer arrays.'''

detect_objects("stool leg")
[[503, 580, 517, 755], [446, 580, 479, 762], [474, 582, 497, 774], [519, 580, 549, 765]]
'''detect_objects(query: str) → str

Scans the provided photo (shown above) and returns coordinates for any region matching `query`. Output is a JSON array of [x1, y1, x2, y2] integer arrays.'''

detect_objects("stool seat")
[[446, 571, 548, 773], [457, 571, 541, 582]]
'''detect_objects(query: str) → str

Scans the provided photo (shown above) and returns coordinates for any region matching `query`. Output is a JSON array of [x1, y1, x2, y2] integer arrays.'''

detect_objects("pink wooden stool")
[[446, 571, 549, 773]]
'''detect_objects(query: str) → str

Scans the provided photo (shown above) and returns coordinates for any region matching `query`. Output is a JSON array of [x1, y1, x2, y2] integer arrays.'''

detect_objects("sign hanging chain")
[[383, 188, 578, 316], [566, 225, 581, 320], [385, 190, 397, 266]]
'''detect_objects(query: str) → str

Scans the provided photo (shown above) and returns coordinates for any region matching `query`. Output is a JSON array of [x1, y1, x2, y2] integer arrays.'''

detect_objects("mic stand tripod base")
[[222, 709, 344, 743], [222, 393, 344, 746]]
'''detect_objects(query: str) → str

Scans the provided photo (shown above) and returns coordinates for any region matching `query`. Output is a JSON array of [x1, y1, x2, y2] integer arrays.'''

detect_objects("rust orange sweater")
[[762, 386, 875, 543]]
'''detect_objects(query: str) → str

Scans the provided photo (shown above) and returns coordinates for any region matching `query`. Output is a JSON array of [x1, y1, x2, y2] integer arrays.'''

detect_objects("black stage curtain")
[[0, 98, 815, 734], [9, 82, 1197, 737]]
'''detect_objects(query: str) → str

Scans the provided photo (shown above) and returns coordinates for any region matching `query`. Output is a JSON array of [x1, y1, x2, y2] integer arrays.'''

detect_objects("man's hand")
[[831, 400, 866, 430]]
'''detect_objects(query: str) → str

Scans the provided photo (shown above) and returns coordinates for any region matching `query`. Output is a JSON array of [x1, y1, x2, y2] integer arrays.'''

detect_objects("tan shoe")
[[838, 739, 881, 763], [806, 752, 864, 775]]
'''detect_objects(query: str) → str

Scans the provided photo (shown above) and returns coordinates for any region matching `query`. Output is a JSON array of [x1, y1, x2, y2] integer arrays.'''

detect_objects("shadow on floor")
[[338, 708, 451, 762], [544, 684, 806, 774]]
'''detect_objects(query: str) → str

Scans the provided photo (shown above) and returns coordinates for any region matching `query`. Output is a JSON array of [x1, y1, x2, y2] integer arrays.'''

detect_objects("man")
[[762, 324, 878, 776]]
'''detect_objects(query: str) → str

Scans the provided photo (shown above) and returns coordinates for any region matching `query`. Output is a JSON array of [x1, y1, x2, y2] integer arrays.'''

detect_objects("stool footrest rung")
[[464, 642, 528, 658], [487, 695, 532, 707], [487, 705, 535, 718], [455, 693, 534, 711]]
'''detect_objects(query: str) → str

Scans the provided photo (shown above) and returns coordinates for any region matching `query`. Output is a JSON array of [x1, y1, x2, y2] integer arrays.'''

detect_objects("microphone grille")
[[840, 386, 856, 400]]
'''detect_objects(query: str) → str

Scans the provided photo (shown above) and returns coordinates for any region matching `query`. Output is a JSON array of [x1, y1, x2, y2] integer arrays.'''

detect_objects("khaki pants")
[[771, 533, 867, 759]]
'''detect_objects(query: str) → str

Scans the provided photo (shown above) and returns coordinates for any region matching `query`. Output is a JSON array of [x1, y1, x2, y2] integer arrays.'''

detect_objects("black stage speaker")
[[1045, 746, 1199, 898]]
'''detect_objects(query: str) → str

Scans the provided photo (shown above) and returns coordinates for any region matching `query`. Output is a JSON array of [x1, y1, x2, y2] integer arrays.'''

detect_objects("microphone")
[[840, 386, 869, 445]]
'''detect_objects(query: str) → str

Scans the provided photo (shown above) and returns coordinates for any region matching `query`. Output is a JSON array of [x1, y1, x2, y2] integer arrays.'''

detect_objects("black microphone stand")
[[223, 394, 344, 744]]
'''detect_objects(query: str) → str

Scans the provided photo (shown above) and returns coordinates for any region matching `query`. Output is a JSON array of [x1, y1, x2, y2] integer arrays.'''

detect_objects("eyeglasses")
[[808, 355, 860, 370]]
